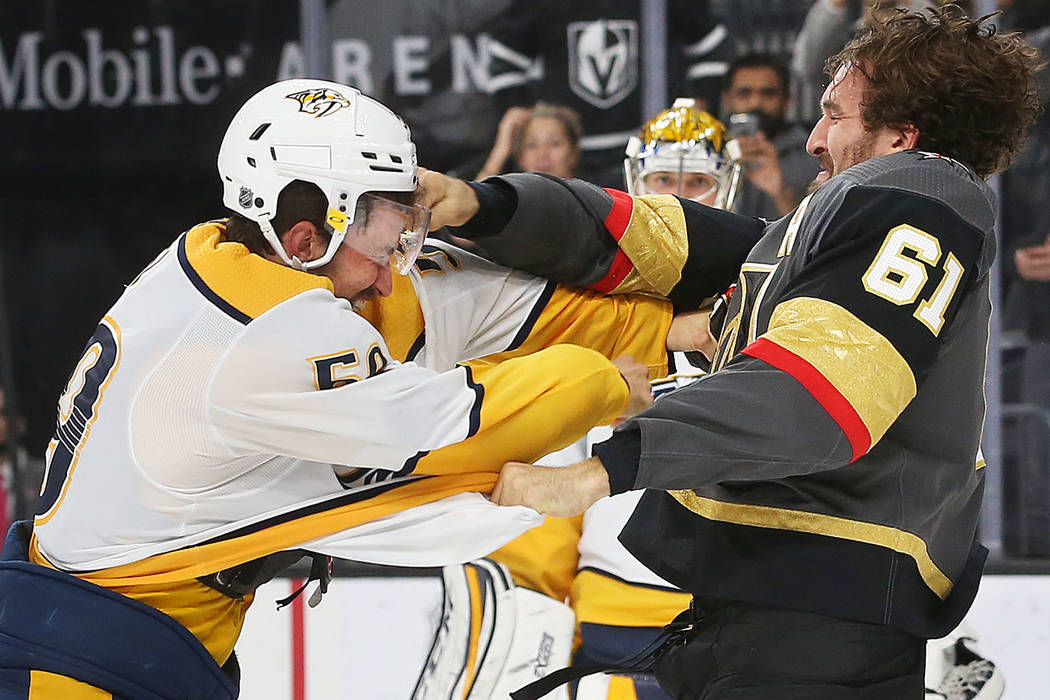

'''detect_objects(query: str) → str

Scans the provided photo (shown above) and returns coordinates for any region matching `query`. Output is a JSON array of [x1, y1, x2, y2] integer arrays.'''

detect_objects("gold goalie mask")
[[624, 98, 742, 210]]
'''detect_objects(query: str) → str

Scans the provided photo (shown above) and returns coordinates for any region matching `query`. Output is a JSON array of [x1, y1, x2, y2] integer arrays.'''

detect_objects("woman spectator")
[[476, 103, 582, 180]]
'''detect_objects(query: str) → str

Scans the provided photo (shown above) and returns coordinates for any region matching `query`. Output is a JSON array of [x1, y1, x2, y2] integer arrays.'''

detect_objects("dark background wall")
[[0, 1, 300, 454]]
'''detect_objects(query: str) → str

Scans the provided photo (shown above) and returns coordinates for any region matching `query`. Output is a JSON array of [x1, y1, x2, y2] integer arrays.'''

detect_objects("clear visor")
[[341, 193, 431, 275]]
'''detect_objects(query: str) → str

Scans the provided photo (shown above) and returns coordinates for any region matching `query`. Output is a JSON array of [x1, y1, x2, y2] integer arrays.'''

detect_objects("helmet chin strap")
[[259, 217, 309, 271]]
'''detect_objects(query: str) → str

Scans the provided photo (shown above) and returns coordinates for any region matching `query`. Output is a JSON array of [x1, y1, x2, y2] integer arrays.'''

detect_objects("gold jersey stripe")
[[606, 267, 653, 297], [571, 569, 691, 628], [764, 296, 917, 446], [67, 473, 498, 588], [777, 193, 813, 258], [610, 194, 688, 297], [183, 223, 331, 321], [668, 491, 953, 599]]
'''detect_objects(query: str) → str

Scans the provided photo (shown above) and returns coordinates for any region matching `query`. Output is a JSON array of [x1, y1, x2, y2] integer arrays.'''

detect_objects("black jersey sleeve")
[[449, 172, 764, 310]]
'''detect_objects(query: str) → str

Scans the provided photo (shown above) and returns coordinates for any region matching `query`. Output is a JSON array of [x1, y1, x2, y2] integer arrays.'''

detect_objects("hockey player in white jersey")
[[0, 79, 716, 699], [410, 102, 740, 700]]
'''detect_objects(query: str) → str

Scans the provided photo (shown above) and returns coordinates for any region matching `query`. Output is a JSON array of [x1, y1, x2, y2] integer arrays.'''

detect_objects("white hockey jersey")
[[33, 224, 640, 580]]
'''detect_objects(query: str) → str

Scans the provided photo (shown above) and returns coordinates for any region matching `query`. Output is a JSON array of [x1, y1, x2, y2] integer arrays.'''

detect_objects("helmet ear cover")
[[217, 79, 422, 272], [624, 98, 742, 210]]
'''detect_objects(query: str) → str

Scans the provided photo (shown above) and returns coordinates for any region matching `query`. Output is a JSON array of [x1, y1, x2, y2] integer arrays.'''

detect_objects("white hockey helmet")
[[218, 79, 428, 273], [624, 98, 742, 210]]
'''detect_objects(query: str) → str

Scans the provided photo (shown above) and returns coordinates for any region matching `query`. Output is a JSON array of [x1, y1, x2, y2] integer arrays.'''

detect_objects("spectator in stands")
[[476, 103, 582, 180], [720, 53, 820, 218]]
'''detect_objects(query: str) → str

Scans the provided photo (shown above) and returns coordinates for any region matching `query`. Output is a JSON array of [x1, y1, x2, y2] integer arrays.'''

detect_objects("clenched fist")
[[419, 168, 480, 230]]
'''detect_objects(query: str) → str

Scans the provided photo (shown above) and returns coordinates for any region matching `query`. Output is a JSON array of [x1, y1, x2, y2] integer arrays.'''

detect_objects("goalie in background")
[[412, 101, 737, 700]]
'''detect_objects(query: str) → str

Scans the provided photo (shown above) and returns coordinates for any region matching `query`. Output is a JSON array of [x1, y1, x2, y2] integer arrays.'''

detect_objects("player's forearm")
[[449, 174, 619, 288], [493, 457, 612, 517], [452, 173, 763, 311]]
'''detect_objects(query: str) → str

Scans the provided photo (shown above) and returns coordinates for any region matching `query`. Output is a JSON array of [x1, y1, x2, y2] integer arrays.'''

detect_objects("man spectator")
[[721, 53, 820, 218]]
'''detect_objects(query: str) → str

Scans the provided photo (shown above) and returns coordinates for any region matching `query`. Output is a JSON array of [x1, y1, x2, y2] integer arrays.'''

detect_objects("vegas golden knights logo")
[[286, 88, 352, 118], [567, 19, 638, 109]]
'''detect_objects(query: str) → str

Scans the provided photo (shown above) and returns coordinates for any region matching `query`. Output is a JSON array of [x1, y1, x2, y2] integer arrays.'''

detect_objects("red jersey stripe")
[[742, 337, 872, 462], [590, 188, 636, 294]]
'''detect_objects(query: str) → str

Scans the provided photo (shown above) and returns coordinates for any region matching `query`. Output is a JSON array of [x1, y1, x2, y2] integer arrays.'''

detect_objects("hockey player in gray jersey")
[[425, 5, 1043, 698]]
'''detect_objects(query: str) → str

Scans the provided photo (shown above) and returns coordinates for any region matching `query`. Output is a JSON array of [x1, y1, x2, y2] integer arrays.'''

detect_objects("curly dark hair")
[[827, 4, 1044, 177]]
